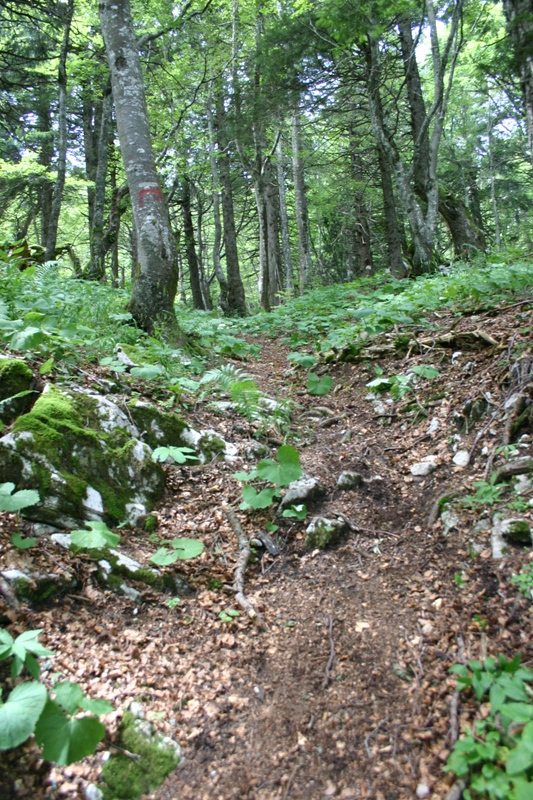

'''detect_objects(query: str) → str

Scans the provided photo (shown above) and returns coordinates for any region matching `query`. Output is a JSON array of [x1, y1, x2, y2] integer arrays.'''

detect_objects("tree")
[[99, 0, 179, 334]]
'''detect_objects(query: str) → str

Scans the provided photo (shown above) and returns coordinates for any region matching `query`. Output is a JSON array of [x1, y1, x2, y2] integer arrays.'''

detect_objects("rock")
[[121, 583, 141, 602], [0, 383, 165, 528], [31, 522, 59, 537], [500, 517, 532, 545], [513, 474, 533, 496], [452, 450, 470, 467], [336, 471, 363, 490], [51, 533, 73, 549], [181, 427, 238, 463], [305, 516, 347, 550], [128, 701, 146, 719], [426, 417, 439, 435], [1, 567, 76, 603], [371, 399, 388, 416], [0, 357, 37, 424], [441, 509, 461, 535], [126, 399, 189, 449], [84, 785, 103, 800], [278, 474, 326, 510], [410, 456, 438, 477], [491, 517, 509, 559], [416, 784, 430, 799]]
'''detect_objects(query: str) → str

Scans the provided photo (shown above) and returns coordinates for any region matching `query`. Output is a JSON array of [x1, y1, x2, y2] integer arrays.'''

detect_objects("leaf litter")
[[0, 301, 532, 798]]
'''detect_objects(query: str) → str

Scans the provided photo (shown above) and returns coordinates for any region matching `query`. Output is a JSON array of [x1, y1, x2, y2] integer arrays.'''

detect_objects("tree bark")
[[89, 79, 113, 281], [291, 107, 312, 293], [215, 89, 247, 316], [503, 0, 533, 172], [99, 0, 179, 334], [45, 0, 74, 262], [276, 130, 293, 294], [36, 98, 53, 246], [207, 96, 229, 311], [350, 149, 373, 272], [182, 176, 207, 310]]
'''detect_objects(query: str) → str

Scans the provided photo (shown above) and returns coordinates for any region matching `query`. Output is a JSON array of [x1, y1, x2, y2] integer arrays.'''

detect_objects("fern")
[[200, 365, 253, 392]]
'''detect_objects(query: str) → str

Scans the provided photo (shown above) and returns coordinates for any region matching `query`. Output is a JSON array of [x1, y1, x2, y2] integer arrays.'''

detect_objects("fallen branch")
[[492, 456, 533, 484], [321, 614, 336, 689], [224, 507, 266, 629], [0, 576, 19, 609]]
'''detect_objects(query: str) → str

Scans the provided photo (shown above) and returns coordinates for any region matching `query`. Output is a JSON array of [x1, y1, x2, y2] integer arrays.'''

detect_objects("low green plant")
[[11, 532, 37, 549], [150, 537, 205, 566], [164, 597, 180, 609], [282, 504, 307, 520], [234, 445, 303, 511], [70, 520, 120, 549], [218, 609, 240, 623], [151, 445, 199, 465], [0, 628, 112, 764], [0, 482, 39, 513], [366, 364, 440, 400], [445, 654, 533, 797], [307, 373, 333, 396], [461, 476, 504, 507], [511, 564, 533, 599]]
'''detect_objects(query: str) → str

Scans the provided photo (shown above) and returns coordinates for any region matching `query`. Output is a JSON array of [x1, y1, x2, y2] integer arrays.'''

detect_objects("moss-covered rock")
[[0, 567, 76, 603], [0, 384, 165, 528], [0, 357, 37, 423], [126, 399, 188, 449], [100, 711, 180, 800], [305, 516, 347, 550]]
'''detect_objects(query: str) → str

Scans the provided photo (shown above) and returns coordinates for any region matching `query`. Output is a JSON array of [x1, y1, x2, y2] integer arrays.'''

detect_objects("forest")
[[2, 0, 533, 799]]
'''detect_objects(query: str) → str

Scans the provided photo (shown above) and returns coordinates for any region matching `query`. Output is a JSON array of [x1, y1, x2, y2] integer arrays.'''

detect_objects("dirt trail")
[[1, 306, 533, 800]]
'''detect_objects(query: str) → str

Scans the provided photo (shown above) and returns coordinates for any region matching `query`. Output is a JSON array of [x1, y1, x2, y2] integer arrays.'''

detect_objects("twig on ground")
[[363, 716, 389, 759], [224, 506, 266, 629], [321, 614, 336, 689]]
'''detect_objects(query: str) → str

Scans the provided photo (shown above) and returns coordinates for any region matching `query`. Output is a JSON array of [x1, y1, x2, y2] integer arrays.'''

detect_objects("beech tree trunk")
[[350, 150, 373, 272], [276, 131, 293, 294], [36, 99, 53, 246], [45, 0, 74, 262], [292, 107, 312, 293], [89, 79, 113, 281], [207, 97, 229, 311], [99, 0, 179, 334], [182, 176, 207, 310], [503, 0, 533, 172], [215, 89, 247, 316]]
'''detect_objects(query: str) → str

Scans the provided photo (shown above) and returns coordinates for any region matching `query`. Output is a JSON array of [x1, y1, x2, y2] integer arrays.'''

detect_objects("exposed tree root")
[[224, 507, 266, 629]]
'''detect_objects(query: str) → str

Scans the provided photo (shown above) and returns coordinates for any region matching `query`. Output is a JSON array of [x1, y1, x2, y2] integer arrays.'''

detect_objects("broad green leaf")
[[152, 446, 198, 464], [282, 504, 307, 520], [232, 470, 258, 482], [150, 548, 178, 566], [0, 682, 47, 750], [411, 365, 440, 379], [11, 532, 37, 550], [240, 486, 276, 510], [79, 697, 114, 716], [130, 365, 164, 380], [256, 446, 302, 487], [506, 742, 533, 776], [171, 538, 205, 560], [287, 352, 318, 369], [0, 487, 40, 512], [70, 521, 120, 549], [0, 483, 16, 496], [39, 357, 54, 375], [15, 629, 54, 658], [366, 377, 393, 391], [9, 327, 46, 351], [35, 699, 106, 765], [498, 703, 533, 723], [307, 373, 333, 396], [53, 682, 85, 715]]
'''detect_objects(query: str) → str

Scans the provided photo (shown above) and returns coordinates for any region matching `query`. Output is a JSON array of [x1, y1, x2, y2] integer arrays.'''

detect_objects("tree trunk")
[[89, 79, 113, 281], [377, 146, 405, 275], [291, 107, 312, 293], [503, 0, 533, 171], [207, 97, 229, 311], [215, 89, 247, 316], [99, 0, 179, 334], [350, 150, 373, 272], [276, 130, 293, 294], [265, 170, 281, 306], [438, 190, 486, 256], [36, 99, 54, 246], [182, 176, 207, 310], [45, 0, 74, 262]]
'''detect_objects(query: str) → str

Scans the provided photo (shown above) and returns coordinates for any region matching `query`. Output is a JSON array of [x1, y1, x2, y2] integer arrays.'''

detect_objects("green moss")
[[101, 711, 179, 800], [144, 514, 157, 533], [394, 335, 411, 353], [305, 518, 346, 551], [126, 398, 188, 449], [11, 575, 75, 604], [7, 385, 165, 526], [0, 358, 36, 423], [198, 433, 225, 461]]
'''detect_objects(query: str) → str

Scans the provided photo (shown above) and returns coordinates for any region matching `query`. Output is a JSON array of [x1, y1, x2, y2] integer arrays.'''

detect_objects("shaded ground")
[[1, 300, 533, 800]]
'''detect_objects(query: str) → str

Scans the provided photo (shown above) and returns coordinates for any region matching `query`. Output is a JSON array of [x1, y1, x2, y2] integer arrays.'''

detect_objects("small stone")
[[452, 450, 470, 467], [31, 523, 59, 537], [85, 785, 104, 800], [426, 417, 439, 435], [441, 509, 461, 535], [121, 583, 141, 602], [278, 475, 325, 511], [410, 461, 437, 477], [500, 518, 532, 545], [336, 471, 363, 490], [128, 701, 146, 719], [513, 474, 533, 496], [51, 533, 73, 549], [416, 784, 430, 799], [305, 517, 346, 550]]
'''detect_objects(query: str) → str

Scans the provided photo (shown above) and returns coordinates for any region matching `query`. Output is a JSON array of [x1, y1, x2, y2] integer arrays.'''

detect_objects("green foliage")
[[282, 504, 307, 520], [70, 521, 121, 550], [307, 373, 333, 395], [236, 446, 303, 512], [11, 532, 37, 549], [218, 609, 240, 623], [0, 628, 112, 763], [0, 482, 39, 513], [287, 351, 317, 369], [446, 655, 533, 797], [151, 446, 199, 464], [366, 365, 440, 400], [150, 537, 205, 566], [511, 564, 533, 599], [240, 486, 277, 510], [461, 476, 503, 507]]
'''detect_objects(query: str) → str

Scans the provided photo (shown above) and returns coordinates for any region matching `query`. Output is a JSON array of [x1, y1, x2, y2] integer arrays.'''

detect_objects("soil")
[[1, 301, 533, 800]]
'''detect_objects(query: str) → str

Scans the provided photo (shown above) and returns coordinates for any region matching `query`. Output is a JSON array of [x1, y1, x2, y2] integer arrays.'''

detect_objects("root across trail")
[[2, 303, 533, 800]]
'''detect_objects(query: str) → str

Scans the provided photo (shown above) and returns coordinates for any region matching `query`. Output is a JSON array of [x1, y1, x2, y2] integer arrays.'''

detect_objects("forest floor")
[[1, 300, 533, 800]]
